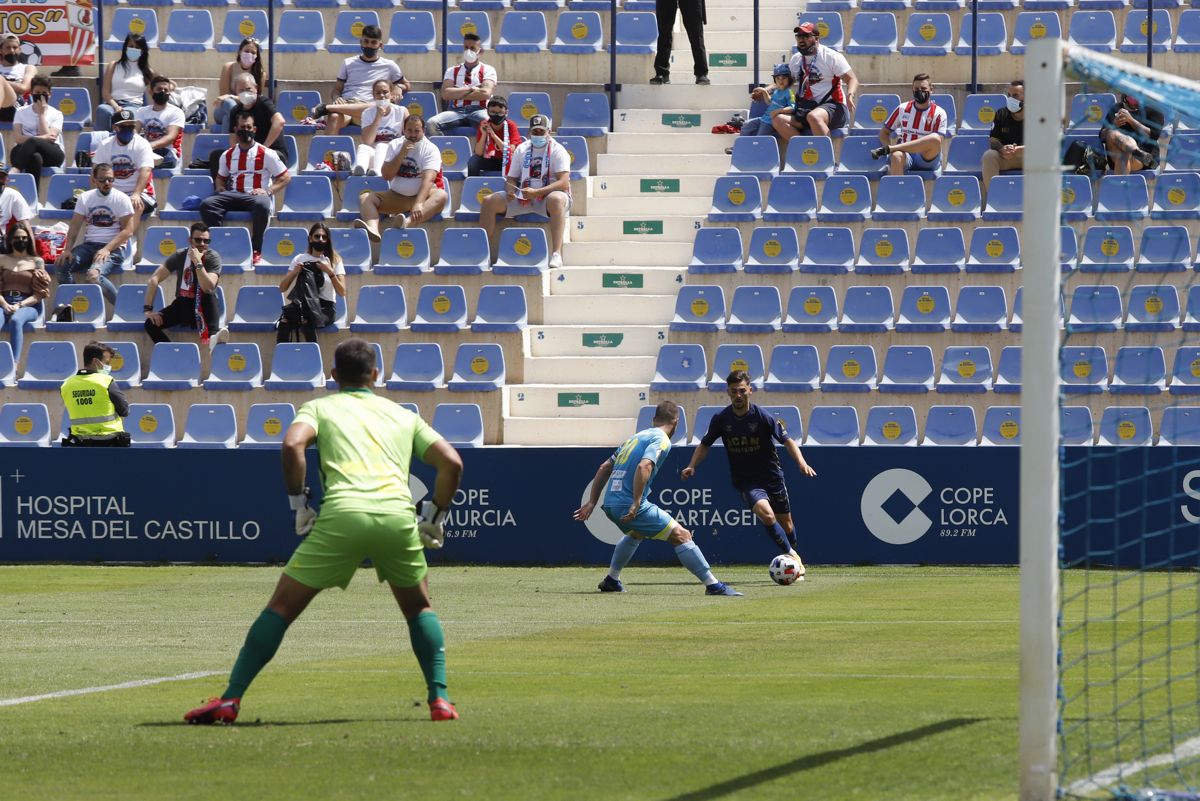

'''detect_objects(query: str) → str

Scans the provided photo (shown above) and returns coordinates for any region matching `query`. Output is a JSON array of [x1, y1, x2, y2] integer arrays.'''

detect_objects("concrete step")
[[502, 415, 635, 446], [597, 153, 731, 175], [605, 132, 743, 156], [573, 215, 705, 243], [506, 384, 649, 418], [699, 9, 797, 31], [528, 325, 668, 357], [563, 241, 693, 267], [614, 108, 745, 134], [551, 267, 685, 295], [542, 294, 675, 324], [619, 84, 748, 111], [589, 175, 718, 198], [522, 355, 657, 384], [585, 195, 711, 216]]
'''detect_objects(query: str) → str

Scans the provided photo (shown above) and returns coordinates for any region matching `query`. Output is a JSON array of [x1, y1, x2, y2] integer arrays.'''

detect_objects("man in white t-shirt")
[[353, 78, 409, 177], [92, 108, 155, 218], [872, 73, 948, 176], [0, 163, 35, 236], [135, 75, 185, 170], [312, 24, 409, 136], [354, 115, 448, 243], [54, 163, 136, 303], [428, 33, 496, 136], [760, 23, 858, 140], [480, 114, 570, 269]]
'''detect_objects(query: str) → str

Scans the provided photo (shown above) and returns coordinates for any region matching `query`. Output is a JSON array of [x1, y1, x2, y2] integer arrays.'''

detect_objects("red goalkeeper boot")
[[184, 696, 240, 725], [429, 698, 459, 721]]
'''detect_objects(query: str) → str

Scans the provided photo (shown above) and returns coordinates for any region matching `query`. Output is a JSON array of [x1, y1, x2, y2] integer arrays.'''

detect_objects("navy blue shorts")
[[739, 483, 791, 516]]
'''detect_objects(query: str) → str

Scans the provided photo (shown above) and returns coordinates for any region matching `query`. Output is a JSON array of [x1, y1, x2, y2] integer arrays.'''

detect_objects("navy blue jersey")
[[700, 403, 789, 489]]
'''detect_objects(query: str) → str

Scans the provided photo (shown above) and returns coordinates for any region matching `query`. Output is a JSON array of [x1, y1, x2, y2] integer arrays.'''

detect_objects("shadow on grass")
[[137, 718, 399, 728], [659, 717, 986, 801]]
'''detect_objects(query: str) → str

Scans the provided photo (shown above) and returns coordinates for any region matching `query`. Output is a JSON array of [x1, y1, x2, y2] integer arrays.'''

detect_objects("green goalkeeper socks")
[[223, 608, 290, 700], [407, 610, 449, 703]]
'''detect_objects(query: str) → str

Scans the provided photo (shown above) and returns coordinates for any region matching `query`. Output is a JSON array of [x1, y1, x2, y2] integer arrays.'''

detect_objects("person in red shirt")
[[469, 96, 522, 177]]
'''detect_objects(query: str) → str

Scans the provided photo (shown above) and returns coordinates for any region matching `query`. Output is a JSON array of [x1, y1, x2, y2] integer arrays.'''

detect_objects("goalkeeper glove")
[[417, 500, 446, 549], [289, 488, 316, 537]]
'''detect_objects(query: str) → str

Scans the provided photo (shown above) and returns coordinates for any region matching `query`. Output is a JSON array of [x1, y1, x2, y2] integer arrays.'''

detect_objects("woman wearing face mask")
[[10, 74, 65, 191], [0, 222, 49, 362], [215, 38, 267, 134], [277, 222, 346, 343], [469, 96, 522, 177], [0, 35, 35, 124], [354, 79, 409, 177], [97, 34, 153, 133]]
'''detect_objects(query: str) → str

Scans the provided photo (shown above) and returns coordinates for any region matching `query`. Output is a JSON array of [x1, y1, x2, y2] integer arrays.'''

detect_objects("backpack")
[[1063, 140, 1106, 177]]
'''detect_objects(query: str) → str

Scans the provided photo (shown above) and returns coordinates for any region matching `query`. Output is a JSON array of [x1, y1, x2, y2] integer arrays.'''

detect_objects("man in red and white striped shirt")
[[200, 111, 291, 264], [871, 73, 948, 176]]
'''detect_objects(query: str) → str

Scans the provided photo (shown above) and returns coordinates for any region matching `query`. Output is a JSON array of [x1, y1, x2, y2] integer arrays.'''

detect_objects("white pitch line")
[[0, 671, 223, 708], [1065, 736, 1200, 795], [0, 618, 1025, 626]]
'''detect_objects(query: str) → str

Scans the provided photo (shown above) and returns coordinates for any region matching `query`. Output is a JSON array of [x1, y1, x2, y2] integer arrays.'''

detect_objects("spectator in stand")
[[353, 78, 409, 177], [10, 75, 64, 192], [201, 72, 287, 177], [214, 38, 268, 133], [0, 163, 36, 238], [276, 222, 346, 343], [136, 75, 185, 170], [427, 33, 496, 136], [469, 96, 521, 176], [1100, 92, 1164, 175], [767, 22, 858, 141], [982, 79, 1024, 194], [143, 222, 228, 351], [651, 0, 709, 85], [725, 64, 792, 155], [871, 73, 948, 176], [480, 114, 570, 269], [97, 34, 153, 133], [0, 35, 35, 124], [93, 109, 155, 217], [0, 224, 49, 363], [353, 115, 447, 244], [311, 25, 408, 136], [55, 163, 136, 304], [200, 111, 291, 265], [60, 341, 130, 448]]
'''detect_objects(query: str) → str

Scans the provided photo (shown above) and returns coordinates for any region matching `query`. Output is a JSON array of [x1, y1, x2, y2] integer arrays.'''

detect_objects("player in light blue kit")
[[573, 401, 742, 596]]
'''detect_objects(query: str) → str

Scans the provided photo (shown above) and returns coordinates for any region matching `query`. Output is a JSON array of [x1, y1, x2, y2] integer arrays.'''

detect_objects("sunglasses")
[[32, 94, 49, 101], [192, 237, 210, 244], [311, 235, 329, 241], [95, 176, 115, 184]]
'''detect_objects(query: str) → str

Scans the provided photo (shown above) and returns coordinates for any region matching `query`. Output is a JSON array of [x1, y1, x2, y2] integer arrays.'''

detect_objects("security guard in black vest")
[[60, 341, 131, 447]]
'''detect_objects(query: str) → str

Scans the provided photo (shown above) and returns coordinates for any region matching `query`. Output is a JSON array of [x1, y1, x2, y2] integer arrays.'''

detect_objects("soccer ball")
[[19, 41, 42, 67], [769, 554, 802, 586]]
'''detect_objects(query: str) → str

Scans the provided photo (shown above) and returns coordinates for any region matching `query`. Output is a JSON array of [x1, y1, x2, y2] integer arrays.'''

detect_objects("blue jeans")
[[427, 107, 487, 136], [215, 97, 239, 133], [95, 98, 142, 134], [58, 240, 126, 304], [740, 117, 777, 137], [2, 303, 38, 361], [153, 147, 178, 169]]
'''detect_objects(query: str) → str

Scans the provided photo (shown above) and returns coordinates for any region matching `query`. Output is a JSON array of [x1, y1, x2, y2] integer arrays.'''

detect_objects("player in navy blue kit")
[[682, 371, 817, 576]]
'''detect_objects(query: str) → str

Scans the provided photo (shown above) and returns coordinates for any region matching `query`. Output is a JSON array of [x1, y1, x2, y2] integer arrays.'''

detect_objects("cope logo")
[[861, 468, 1008, 544]]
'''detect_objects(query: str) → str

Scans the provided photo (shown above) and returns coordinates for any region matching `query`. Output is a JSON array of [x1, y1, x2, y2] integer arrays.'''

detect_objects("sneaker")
[[351, 165, 365, 177], [251, 251, 262, 266], [392, 213, 409, 230], [790, 552, 808, 580], [870, 145, 890, 160], [208, 326, 229, 353], [366, 168, 378, 177], [548, 252, 563, 269], [649, 75, 669, 85], [696, 75, 711, 86], [430, 698, 459, 721], [311, 103, 328, 119], [724, 146, 734, 156], [705, 582, 743, 597], [598, 575, 624, 593], [353, 218, 381, 244], [1135, 149, 1159, 171], [184, 696, 240, 724]]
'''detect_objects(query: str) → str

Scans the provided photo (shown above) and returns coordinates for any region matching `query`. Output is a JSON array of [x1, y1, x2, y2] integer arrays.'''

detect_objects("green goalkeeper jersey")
[[293, 388, 443, 516]]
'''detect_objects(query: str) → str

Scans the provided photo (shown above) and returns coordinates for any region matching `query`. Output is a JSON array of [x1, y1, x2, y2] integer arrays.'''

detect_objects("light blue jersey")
[[603, 427, 671, 509]]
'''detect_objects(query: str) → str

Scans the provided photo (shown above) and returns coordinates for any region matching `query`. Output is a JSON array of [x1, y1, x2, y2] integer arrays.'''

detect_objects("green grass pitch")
[[2, 565, 1023, 801]]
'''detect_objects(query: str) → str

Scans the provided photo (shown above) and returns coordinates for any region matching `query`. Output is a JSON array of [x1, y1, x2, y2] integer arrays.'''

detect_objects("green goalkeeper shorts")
[[284, 509, 428, 590]]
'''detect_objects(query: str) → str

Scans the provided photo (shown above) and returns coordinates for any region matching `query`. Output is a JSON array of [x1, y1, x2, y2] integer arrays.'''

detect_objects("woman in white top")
[[10, 75, 63, 191], [214, 38, 268, 133], [354, 78, 409, 176], [97, 34, 153, 132], [0, 35, 34, 124], [277, 222, 346, 342]]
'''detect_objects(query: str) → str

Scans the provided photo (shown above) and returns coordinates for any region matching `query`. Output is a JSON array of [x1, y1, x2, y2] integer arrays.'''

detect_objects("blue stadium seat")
[[1109, 346, 1166, 394], [403, 92, 440, 119], [837, 136, 889, 178], [40, 174, 91, 221], [556, 135, 590, 179], [937, 345, 992, 393], [229, 286, 284, 332], [240, 404, 295, 449], [708, 344, 765, 390], [762, 176, 817, 223], [375, 229, 432, 275], [426, 136, 471, 182], [1012, 12, 1063, 54], [800, 227, 855, 273], [1097, 406, 1152, 445], [982, 175, 1023, 221], [1171, 346, 1200, 394], [303, 135, 357, 179], [994, 346, 1022, 393], [326, 227, 371, 275], [319, 294, 348, 334], [1058, 407, 1094, 445], [1136, 225, 1190, 272], [879, 346, 935, 392], [901, 12, 953, 55], [1060, 174, 1094, 222], [274, 11, 325, 53], [864, 406, 918, 446], [558, 93, 610, 137], [207, 227, 252, 274], [456, 176, 507, 221], [106, 9, 161, 50], [278, 175, 334, 222], [764, 345, 820, 392], [551, 11, 603, 53], [435, 227, 491, 274], [45, 284, 105, 332], [821, 345, 878, 392], [1120, 9, 1171, 52], [745, 226, 800, 273], [912, 227, 966, 273], [1126, 284, 1180, 332], [729, 136, 781, 181], [708, 176, 762, 222], [872, 176, 926, 221], [1079, 225, 1135, 272], [689, 406, 721, 445], [103, 342, 141, 390], [0, 402, 50, 446], [276, 91, 322, 134], [178, 404, 237, 449], [493, 228, 549, 274], [726, 286, 782, 333], [782, 136, 836, 178], [0, 342, 15, 387], [159, 175, 214, 221], [7, 172, 36, 211], [960, 94, 1006, 131], [1095, 174, 1149, 221], [923, 406, 978, 446], [350, 286, 408, 333], [411, 285, 468, 332], [650, 344, 707, 392], [497, 11, 549, 52], [331, 11, 382, 53], [433, 404, 486, 447], [386, 11, 437, 52], [461, 0, 511, 10], [897, 285, 951, 332], [1151, 173, 1200, 219], [386, 343, 445, 391], [688, 227, 743, 274], [613, 12, 658, 54], [981, 407, 1021, 445], [203, 343, 263, 391], [443, 12, 494, 48], [855, 228, 910, 275], [760, 406, 802, 441], [265, 343, 324, 390], [927, 175, 982, 222], [845, 13, 899, 54], [956, 12, 1007, 55], [1061, 226, 1080, 272], [126, 403, 175, 449], [448, 344, 505, 392], [183, 134, 228, 175], [160, 9, 214, 51], [943, 135, 990, 176], [1068, 93, 1117, 132], [113, 285, 167, 330], [142, 342, 201, 390], [966, 226, 1020, 273], [817, 175, 872, 222], [953, 285, 1008, 332], [1069, 10, 1118, 51], [852, 94, 902, 134], [671, 285, 725, 332], [797, 12, 846, 47], [472, 285, 528, 332], [1009, 285, 1025, 331], [1158, 408, 1200, 445], [783, 286, 839, 332], [218, 11, 269, 51], [805, 406, 860, 446], [256, 228, 308, 274], [1061, 346, 1109, 394], [1174, 9, 1200, 51]]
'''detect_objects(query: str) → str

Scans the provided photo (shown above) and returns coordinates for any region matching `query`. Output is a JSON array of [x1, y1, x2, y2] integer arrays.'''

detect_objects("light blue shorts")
[[602, 502, 676, 540], [905, 151, 942, 172]]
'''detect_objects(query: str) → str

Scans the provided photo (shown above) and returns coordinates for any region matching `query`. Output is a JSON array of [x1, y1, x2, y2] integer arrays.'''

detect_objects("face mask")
[[463, 48, 479, 64], [10, 238, 28, 253], [913, 89, 930, 104], [99, 363, 112, 375], [116, 127, 135, 145], [239, 51, 256, 68], [152, 91, 170, 106], [798, 40, 817, 56], [531, 134, 547, 148], [1, 53, 15, 66], [1005, 95, 1023, 114], [238, 91, 257, 107], [236, 129, 254, 144], [125, 48, 142, 61], [489, 114, 506, 126], [376, 97, 390, 110], [361, 46, 379, 59]]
